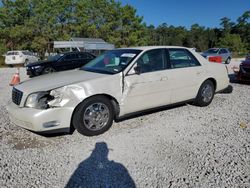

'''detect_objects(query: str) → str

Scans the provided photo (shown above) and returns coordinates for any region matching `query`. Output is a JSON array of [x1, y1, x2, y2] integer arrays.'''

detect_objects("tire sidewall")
[[42, 67, 55, 74], [24, 59, 29, 67], [195, 80, 215, 107], [73, 96, 114, 136], [226, 57, 231, 64]]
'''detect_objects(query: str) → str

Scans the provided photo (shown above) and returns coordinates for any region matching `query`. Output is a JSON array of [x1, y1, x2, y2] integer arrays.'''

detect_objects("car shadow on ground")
[[65, 142, 136, 188], [116, 103, 187, 122]]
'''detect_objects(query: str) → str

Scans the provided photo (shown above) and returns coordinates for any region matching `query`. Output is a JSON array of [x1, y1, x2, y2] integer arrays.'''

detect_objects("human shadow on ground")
[[65, 142, 136, 188]]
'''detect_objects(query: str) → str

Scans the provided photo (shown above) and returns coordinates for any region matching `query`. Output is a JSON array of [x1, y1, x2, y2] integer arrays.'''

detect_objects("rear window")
[[205, 48, 219, 54], [169, 49, 200, 68], [22, 51, 32, 55], [78, 53, 94, 59]]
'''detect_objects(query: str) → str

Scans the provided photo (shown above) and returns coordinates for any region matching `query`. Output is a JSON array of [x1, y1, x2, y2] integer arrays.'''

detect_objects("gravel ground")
[[0, 61, 249, 188]]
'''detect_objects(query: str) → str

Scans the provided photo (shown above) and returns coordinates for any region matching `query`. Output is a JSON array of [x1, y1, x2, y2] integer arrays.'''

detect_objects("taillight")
[[208, 56, 222, 63]]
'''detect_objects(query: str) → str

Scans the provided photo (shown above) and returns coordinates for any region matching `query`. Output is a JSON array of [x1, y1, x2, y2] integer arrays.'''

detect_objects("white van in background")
[[5, 50, 39, 66]]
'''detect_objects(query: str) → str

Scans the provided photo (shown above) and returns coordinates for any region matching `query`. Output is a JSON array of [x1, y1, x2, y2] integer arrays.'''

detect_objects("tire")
[[225, 57, 231, 64], [73, 96, 114, 136], [195, 80, 215, 107], [24, 59, 29, 67], [42, 67, 55, 74]]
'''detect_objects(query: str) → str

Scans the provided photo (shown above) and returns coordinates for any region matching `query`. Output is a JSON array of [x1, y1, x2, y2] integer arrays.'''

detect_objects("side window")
[[63, 54, 77, 61], [219, 49, 227, 54], [22, 51, 28, 55], [78, 53, 88, 59], [169, 49, 200, 68], [136, 49, 165, 73]]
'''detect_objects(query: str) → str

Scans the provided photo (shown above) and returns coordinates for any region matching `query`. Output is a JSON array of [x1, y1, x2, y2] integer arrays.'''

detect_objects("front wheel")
[[195, 80, 215, 107], [42, 67, 55, 74], [73, 96, 114, 136]]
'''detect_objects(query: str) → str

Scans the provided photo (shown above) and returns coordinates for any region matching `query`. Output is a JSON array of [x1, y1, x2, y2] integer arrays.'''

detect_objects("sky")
[[120, 0, 250, 29]]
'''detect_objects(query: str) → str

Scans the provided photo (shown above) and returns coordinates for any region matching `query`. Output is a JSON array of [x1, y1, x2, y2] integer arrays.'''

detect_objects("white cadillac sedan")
[[7, 46, 232, 136]]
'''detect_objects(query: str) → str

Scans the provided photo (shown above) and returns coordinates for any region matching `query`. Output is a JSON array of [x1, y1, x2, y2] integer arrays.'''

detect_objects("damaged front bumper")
[[7, 101, 74, 133]]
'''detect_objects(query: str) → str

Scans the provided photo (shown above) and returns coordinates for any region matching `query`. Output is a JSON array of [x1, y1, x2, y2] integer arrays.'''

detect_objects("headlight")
[[25, 91, 52, 109], [48, 88, 64, 107], [33, 65, 41, 69], [25, 87, 70, 109]]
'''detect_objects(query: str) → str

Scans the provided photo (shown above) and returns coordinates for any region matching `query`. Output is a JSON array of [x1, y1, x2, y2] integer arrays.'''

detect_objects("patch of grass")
[[232, 52, 248, 59]]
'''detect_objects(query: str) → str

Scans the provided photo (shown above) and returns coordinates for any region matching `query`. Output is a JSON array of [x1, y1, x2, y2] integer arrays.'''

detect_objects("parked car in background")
[[5, 50, 39, 66], [7, 46, 232, 136], [26, 51, 95, 77], [201, 48, 232, 64], [245, 53, 250, 61], [235, 59, 250, 82]]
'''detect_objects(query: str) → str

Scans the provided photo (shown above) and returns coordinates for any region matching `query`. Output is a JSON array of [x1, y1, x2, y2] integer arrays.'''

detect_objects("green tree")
[[216, 33, 246, 53]]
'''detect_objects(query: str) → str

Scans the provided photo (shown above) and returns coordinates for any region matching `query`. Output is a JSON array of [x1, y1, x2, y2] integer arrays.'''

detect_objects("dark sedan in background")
[[236, 54, 250, 82], [26, 51, 95, 77]]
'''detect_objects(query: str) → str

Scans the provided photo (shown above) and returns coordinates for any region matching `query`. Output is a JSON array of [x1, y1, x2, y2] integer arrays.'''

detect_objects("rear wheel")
[[225, 57, 231, 64], [195, 80, 215, 107], [24, 59, 29, 67], [73, 96, 114, 136], [42, 67, 55, 74]]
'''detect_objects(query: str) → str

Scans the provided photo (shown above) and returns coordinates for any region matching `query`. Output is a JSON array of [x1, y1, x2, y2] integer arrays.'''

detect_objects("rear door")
[[166, 48, 203, 103]]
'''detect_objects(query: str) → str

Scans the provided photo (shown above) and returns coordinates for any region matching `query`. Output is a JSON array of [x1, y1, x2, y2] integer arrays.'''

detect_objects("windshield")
[[47, 54, 63, 61], [205, 48, 219, 54], [81, 49, 142, 74]]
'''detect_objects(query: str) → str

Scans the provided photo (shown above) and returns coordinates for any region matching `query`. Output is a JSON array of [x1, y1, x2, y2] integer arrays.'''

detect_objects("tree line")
[[0, 0, 249, 57]]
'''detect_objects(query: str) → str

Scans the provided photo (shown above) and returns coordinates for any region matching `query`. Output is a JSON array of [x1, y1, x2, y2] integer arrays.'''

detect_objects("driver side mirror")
[[134, 66, 141, 75]]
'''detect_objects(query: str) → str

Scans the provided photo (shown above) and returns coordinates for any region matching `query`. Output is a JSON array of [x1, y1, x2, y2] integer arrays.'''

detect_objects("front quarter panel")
[[50, 73, 123, 109]]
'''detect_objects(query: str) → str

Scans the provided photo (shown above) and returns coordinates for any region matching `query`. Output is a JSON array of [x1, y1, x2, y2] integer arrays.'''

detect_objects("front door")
[[122, 49, 172, 115]]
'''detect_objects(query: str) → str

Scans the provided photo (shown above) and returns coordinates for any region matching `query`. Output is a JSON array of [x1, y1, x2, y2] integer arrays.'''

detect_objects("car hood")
[[15, 69, 107, 93], [27, 60, 54, 67]]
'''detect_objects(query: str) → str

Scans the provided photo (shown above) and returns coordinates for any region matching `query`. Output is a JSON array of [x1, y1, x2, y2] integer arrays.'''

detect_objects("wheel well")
[[69, 94, 120, 132], [206, 78, 217, 91]]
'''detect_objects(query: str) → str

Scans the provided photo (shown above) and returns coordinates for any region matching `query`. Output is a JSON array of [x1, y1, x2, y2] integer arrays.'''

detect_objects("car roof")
[[117, 46, 192, 51], [60, 51, 89, 55], [117, 46, 190, 51]]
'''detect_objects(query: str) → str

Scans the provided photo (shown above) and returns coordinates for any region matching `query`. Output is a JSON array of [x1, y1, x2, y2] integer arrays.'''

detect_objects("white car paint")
[[7, 46, 230, 133], [5, 50, 39, 65]]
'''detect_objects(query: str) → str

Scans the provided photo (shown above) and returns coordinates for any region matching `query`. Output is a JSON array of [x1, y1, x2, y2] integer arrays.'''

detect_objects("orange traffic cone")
[[9, 68, 20, 86]]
